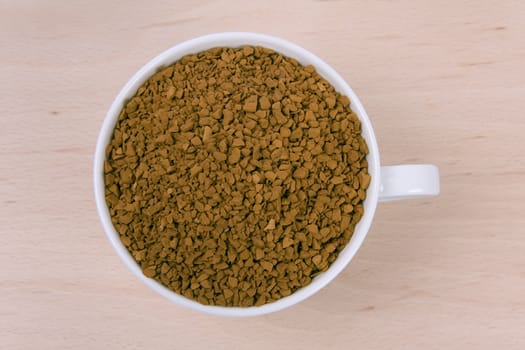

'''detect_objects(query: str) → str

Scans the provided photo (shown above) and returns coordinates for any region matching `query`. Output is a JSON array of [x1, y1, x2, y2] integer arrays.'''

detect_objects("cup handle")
[[379, 164, 440, 202]]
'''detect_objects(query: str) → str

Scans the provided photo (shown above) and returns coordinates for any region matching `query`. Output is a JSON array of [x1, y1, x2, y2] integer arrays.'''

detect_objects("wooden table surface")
[[2, 1, 524, 349]]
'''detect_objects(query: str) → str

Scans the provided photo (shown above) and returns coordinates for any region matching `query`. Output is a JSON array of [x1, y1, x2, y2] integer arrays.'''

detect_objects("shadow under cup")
[[94, 32, 381, 317]]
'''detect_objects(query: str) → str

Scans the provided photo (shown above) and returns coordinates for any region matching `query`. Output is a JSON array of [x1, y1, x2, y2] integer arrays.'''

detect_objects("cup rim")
[[93, 32, 380, 317]]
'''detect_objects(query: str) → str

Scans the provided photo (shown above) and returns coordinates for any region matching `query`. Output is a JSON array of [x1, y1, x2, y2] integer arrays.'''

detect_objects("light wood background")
[[2, 1, 524, 349]]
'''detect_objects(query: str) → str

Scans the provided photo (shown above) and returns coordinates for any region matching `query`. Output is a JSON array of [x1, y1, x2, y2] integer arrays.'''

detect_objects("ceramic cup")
[[94, 32, 440, 317]]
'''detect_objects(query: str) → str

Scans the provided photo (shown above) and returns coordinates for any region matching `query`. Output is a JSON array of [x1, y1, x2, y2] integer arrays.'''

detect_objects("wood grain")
[[1, 1, 524, 349]]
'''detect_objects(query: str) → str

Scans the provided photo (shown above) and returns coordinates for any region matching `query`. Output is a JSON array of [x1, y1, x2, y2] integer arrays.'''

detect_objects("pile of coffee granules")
[[104, 46, 370, 307]]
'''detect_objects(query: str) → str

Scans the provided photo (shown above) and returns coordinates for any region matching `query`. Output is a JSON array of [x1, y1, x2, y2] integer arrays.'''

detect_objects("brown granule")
[[104, 46, 370, 307]]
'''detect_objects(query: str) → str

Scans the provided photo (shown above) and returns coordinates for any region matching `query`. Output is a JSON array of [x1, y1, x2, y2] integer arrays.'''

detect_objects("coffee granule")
[[104, 46, 370, 307]]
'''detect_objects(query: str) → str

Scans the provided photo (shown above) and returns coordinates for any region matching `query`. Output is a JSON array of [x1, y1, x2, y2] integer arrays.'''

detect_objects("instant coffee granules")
[[104, 46, 370, 307]]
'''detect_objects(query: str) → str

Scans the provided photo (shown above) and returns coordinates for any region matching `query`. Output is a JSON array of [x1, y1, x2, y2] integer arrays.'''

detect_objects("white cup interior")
[[94, 32, 380, 316]]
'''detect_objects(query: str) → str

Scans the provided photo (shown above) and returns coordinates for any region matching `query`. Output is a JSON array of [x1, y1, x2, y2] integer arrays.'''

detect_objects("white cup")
[[94, 32, 440, 317]]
